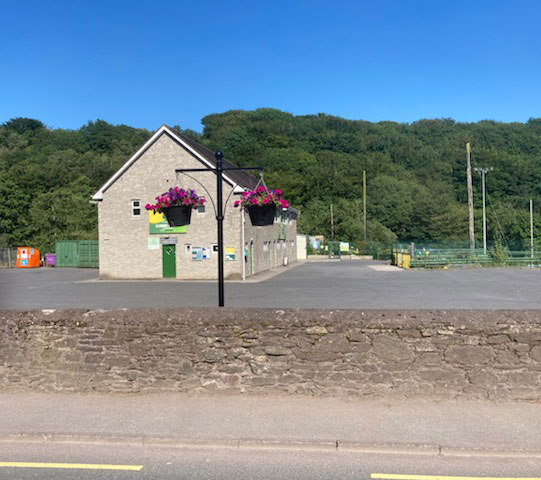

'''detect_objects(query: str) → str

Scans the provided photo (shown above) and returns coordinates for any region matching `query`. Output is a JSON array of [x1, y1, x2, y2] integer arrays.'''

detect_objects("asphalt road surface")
[[1, 442, 541, 480], [2, 260, 541, 309]]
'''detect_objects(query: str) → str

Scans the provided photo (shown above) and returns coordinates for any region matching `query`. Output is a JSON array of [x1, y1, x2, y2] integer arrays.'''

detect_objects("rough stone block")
[[444, 346, 495, 365], [107, 356, 132, 368], [179, 359, 194, 374], [347, 331, 368, 342], [243, 376, 277, 387], [83, 353, 104, 364], [530, 346, 541, 362], [468, 370, 499, 386], [372, 336, 414, 363], [306, 326, 328, 335], [264, 346, 292, 356], [486, 335, 511, 344], [418, 369, 465, 384]]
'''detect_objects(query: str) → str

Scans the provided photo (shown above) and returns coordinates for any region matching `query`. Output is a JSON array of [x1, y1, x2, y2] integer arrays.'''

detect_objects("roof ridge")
[[163, 125, 259, 190]]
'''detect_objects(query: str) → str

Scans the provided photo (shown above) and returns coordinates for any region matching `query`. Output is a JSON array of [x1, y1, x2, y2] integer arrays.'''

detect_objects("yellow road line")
[[0, 462, 143, 471], [372, 475, 541, 480]]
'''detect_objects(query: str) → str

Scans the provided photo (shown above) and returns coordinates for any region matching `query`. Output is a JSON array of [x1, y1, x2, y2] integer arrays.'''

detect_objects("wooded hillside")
[[2, 110, 541, 253]]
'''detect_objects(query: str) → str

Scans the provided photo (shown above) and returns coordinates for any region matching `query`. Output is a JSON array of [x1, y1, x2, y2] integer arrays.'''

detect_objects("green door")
[[162, 244, 176, 278]]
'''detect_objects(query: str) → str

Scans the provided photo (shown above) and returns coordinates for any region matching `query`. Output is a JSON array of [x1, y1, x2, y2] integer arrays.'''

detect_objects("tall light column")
[[531, 199, 534, 264], [474, 167, 493, 255]]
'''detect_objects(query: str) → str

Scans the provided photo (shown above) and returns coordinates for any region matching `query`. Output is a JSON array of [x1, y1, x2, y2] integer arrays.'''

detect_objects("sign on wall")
[[192, 247, 203, 260], [148, 211, 187, 234], [225, 247, 236, 261], [191, 247, 211, 261], [148, 238, 160, 250]]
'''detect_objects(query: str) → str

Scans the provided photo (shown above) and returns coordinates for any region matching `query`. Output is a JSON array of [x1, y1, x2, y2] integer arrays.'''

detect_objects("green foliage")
[[490, 240, 510, 265], [0, 118, 151, 252], [2, 117, 45, 134], [199, 109, 541, 248], [3, 110, 541, 254]]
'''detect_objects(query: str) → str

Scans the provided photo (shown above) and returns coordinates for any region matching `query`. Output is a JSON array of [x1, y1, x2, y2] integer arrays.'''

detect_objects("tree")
[[2, 117, 44, 134]]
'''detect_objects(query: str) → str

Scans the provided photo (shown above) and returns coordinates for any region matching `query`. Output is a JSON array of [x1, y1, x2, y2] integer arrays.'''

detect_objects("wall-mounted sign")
[[148, 238, 160, 250], [225, 247, 236, 261], [191, 247, 211, 260], [148, 211, 187, 234], [192, 247, 203, 261]]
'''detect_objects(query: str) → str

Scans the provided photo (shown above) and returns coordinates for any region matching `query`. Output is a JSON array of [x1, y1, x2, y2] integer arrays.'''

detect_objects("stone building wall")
[[3, 309, 541, 401], [243, 211, 298, 275], [98, 133, 245, 279], [97, 131, 297, 280]]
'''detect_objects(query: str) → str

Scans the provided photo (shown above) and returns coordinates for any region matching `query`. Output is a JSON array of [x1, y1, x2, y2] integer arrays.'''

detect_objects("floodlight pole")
[[474, 166, 493, 255], [531, 199, 534, 265], [176, 152, 262, 307]]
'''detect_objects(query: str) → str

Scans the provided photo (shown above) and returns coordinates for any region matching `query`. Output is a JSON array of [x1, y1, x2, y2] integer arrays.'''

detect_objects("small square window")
[[197, 205, 206, 214], [132, 200, 141, 217]]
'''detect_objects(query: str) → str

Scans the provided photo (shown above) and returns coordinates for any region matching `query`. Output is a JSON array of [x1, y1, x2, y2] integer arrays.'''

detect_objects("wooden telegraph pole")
[[466, 142, 475, 252]]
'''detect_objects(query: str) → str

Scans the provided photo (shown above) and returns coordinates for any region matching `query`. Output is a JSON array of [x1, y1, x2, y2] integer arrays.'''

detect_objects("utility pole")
[[531, 199, 534, 264], [474, 166, 493, 255], [466, 142, 475, 252], [330, 203, 334, 240], [363, 170, 367, 244]]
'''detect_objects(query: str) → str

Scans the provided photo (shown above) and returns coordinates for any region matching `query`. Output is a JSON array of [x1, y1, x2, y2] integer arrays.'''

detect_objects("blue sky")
[[1, 0, 540, 131]]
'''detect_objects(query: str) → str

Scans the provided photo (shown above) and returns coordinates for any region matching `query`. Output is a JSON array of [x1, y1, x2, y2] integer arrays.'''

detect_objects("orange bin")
[[16, 247, 40, 268]]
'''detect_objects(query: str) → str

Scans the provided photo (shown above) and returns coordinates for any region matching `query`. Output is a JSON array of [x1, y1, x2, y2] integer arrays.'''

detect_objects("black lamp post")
[[176, 151, 261, 307]]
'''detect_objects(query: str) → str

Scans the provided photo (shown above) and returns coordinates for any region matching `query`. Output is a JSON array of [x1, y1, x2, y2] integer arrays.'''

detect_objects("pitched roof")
[[92, 124, 259, 201], [174, 130, 259, 190]]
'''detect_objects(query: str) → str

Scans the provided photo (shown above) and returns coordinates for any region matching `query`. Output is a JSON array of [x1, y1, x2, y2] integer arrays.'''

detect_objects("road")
[[1, 442, 541, 479], [2, 260, 541, 309]]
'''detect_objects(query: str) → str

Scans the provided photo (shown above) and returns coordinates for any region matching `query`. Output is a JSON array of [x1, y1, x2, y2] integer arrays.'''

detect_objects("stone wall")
[[2, 309, 541, 401]]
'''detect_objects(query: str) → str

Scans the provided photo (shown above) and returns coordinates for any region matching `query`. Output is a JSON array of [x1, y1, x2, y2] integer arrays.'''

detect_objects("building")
[[91, 125, 298, 280]]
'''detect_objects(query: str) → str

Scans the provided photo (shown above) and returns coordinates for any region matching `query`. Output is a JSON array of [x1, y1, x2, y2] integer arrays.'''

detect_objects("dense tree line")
[[0, 118, 150, 252], [2, 111, 541, 253]]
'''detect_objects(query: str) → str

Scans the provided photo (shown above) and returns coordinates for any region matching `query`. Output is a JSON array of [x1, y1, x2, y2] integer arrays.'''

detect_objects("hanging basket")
[[163, 205, 192, 226], [247, 204, 276, 226]]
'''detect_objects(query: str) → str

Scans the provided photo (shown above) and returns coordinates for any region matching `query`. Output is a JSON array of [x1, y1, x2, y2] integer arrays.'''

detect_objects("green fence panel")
[[394, 242, 541, 268], [55, 240, 99, 268], [55, 241, 79, 267], [78, 240, 99, 268]]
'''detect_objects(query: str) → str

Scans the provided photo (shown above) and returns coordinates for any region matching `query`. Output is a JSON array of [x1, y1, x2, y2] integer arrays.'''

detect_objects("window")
[[197, 205, 206, 214], [132, 200, 141, 217]]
